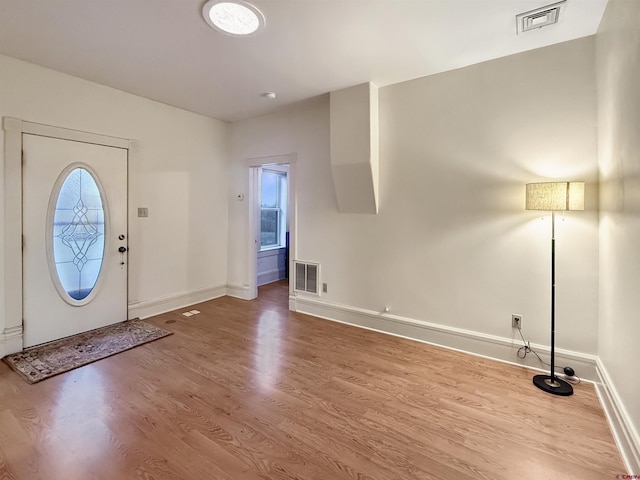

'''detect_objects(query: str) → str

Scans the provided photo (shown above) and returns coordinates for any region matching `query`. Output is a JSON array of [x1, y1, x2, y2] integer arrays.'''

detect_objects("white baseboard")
[[595, 359, 640, 475], [257, 269, 286, 286], [0, 325, 23, 358], [226, 283, 253, 300], [291, 295, 599, 381], [289, 294, 297, 311], [128, 284, 227, 319]]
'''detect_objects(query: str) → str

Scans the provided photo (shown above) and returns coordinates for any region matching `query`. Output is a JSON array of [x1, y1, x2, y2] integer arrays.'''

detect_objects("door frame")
[[246, 153, 297, 301], [2, 117, 133, 355]]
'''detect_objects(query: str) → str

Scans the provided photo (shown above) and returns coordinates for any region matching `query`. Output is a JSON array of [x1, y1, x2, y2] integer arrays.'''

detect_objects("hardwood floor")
[[0, 281, 625, 479]]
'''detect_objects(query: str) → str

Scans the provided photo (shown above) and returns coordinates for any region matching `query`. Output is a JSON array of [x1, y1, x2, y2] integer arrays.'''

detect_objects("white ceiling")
[[0, 0, 607, 122]]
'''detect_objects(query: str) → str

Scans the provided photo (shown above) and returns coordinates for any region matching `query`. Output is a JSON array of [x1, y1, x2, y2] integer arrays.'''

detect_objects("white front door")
[[22, 134, 128, 347]]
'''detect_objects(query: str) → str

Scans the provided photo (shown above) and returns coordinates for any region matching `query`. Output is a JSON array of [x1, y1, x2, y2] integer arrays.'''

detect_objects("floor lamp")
[[525, 181, 584, 396]]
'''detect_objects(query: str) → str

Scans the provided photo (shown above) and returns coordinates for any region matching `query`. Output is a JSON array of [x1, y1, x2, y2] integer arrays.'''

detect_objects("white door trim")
[[245, 153, 297, 301], [2, 117, 133, 356]]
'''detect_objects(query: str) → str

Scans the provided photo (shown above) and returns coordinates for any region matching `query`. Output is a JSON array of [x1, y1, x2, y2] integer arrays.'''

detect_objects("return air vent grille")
[[516, 1, 565, 34], [294, 261, 320, 295]]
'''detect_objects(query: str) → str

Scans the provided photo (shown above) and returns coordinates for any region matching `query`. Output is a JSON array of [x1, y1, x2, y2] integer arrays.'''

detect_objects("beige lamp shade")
[[525, 182, 584, 211]]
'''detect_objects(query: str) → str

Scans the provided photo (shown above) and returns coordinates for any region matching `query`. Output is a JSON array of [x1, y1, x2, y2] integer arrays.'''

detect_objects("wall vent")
[[516, 1, 565, 34], [294, 261, 320, 295]]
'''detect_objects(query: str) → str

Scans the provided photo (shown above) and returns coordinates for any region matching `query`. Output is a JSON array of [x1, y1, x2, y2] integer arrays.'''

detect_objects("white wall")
[[378, 37, 599, 353], [0, 55, 229, 341], [227, 98, 332, 291], [228, 37, 599, 357], [596, 0, 640, 471]]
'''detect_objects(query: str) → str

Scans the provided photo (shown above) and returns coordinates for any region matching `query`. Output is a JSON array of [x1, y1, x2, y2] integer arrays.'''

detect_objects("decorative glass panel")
[[52, 168, 105, 301]]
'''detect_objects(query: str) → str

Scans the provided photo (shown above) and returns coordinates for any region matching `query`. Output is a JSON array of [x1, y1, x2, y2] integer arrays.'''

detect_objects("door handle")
[[118, 246, 128, 253]]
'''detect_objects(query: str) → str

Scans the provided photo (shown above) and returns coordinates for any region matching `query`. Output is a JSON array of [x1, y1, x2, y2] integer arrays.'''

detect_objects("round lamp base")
[[533, 375, 573, 396]]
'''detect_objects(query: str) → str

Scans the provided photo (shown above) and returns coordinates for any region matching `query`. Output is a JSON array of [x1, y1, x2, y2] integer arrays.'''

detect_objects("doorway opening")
[[257, 165, 289, 288], [247, 153, 296, 302]]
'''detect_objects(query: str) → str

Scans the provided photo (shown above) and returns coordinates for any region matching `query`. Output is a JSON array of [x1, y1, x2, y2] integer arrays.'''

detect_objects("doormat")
[[3, 320, 172, 384]]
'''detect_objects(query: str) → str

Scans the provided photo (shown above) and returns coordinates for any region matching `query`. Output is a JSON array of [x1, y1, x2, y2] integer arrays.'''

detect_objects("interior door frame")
[[2, 117, 133, 355], [246, 153, 297, 302]]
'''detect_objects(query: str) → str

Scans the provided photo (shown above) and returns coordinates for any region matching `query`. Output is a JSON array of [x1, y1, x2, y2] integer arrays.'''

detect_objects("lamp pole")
[[550, 210, 556, 383], [532, 210, 573, 395]]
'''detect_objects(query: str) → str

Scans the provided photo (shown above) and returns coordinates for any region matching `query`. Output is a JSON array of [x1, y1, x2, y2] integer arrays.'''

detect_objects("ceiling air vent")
[[516, 1, 566, 34]]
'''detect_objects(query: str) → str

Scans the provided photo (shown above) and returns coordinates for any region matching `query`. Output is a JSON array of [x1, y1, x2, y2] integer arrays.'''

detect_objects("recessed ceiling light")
[[202, 1, 265, 36]]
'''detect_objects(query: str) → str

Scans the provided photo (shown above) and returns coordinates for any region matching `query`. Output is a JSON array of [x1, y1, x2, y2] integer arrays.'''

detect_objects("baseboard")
[[291, 295, 599, 381], [128, 285, 227, 319], [257, 269, 286, 286], [226, 283, 253, 300], [0, 325, 23, 358], [289, 294, 297, 312], [595, 359, 640, 474]]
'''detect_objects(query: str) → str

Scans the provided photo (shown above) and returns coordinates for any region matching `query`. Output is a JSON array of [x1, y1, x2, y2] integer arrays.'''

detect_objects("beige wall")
[[596, 0, 640, 465], [229, 37, 599, 354], [0, 55, 229, 337]]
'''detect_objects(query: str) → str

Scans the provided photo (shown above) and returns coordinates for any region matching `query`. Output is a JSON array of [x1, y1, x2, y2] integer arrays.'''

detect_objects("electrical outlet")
[[512, 314, 522, 329], [322, 283, 327, 293]]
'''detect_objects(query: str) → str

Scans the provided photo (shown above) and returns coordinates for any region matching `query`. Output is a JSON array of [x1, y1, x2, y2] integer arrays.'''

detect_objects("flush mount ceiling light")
[[202, 0, 265, 36]]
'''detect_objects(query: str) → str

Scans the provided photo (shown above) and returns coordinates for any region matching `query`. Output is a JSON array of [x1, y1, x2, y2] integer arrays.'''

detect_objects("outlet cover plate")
[[512, 314, 522, 329]]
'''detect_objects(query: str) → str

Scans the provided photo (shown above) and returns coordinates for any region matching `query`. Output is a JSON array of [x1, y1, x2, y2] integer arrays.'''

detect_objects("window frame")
[[259, 168, 287, 251]]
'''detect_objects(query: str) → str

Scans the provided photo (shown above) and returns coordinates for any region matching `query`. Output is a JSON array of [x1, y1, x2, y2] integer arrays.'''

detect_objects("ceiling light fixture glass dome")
[[202, 1, 265, 36]]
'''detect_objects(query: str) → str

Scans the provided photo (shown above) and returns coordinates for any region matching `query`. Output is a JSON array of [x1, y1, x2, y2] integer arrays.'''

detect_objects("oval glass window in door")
[[51, 167, 105, 302]]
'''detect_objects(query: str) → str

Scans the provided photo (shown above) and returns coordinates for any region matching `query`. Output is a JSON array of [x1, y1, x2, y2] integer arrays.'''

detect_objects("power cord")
[[516, 327, 581, 385]]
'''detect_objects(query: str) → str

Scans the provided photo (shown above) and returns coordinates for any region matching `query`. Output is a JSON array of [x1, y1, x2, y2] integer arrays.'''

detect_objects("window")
[[260, 169, 287, 250]]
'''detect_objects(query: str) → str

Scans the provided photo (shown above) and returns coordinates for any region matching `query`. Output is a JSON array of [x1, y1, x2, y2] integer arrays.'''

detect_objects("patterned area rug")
[[3, 320, 172, 384]]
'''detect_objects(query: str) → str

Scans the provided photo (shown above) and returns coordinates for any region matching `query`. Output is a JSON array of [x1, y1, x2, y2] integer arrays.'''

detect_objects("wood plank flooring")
[[0, 281, 625, 479]]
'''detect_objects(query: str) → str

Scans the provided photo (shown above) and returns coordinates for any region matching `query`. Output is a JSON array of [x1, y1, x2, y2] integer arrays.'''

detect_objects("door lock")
[[118, 245, 128, 267]]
